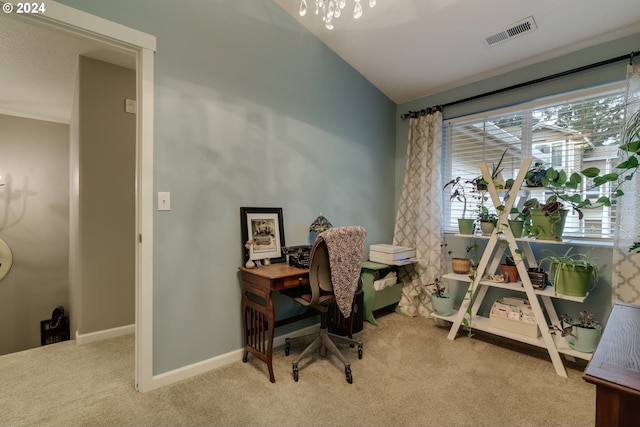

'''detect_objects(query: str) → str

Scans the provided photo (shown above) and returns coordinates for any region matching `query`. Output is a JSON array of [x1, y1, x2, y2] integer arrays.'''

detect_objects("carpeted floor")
[[0, 311, 595, 427]]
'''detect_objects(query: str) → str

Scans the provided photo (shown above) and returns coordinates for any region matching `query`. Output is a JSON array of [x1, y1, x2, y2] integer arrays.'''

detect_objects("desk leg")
[[241, 290, 249, 363], [264, 292, 276, 383], [242, 288, 277, 383]]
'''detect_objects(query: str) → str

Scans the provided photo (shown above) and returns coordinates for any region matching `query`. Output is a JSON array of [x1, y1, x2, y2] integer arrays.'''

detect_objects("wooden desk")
[[239, 263, 309, 383], [583, 302, 640, 427]]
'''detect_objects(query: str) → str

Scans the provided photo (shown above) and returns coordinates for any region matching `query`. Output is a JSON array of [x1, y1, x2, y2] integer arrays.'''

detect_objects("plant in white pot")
[[554, 310, 602, 353], [477, 205, 498, 236], [429, 278, 454, 317], [540, 247, 599, 297]]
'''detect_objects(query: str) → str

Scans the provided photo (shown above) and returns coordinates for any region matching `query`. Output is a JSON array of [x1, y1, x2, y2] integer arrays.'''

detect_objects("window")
[[443, 83, 626, 239]]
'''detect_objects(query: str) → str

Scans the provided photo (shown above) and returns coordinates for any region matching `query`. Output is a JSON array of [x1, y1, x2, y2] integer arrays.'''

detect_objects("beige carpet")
[[0, 312, 595, 427]]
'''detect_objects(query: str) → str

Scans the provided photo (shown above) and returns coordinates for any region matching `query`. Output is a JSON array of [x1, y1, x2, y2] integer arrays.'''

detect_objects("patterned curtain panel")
[[393, 111, 445, 317], [613, 62, 640, 304]]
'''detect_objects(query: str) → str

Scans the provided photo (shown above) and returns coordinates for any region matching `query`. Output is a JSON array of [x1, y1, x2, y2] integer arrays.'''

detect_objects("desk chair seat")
[[284, 226, 365, 384]]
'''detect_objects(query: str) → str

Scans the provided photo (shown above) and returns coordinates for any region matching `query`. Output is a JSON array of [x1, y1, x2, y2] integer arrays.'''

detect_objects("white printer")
[[368, 244, 416, 265]]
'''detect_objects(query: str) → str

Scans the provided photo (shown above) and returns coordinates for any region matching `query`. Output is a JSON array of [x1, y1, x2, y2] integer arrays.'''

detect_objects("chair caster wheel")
[[345, 366, 352, 384], [358, 344, 363, 359], [285, 339, 291, 356], [293, 363, 299, 382]]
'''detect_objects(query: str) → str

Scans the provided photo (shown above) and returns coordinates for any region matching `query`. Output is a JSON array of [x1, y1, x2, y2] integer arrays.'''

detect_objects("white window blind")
[[443, 84, 626, 240]]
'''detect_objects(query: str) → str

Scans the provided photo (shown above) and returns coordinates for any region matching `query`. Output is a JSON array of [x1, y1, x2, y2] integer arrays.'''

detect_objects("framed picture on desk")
[[240, 207, 286, 264]]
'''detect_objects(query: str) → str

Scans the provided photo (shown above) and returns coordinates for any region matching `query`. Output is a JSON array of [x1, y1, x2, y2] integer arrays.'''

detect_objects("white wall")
[[0, 114, 70, 354]]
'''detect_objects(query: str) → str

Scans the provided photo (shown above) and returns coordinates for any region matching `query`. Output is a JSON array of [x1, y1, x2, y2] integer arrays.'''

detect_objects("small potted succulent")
[[554, 310, 602, 353]]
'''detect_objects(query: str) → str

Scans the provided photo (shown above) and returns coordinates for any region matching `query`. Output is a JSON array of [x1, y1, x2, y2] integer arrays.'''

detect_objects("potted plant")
[[477, 205, 498, 236], [507, 207, 526, 238], [525, 161, 546, 187], [522, 195, 569, 241], [443, 176, 476, 235], [442, 242, 477, 274], [554, 310, 602, 353], [429, 278, 454, 316], [500, 255, 519, 283], [540, 247, 599, 297], [474, 149, 508, 190]]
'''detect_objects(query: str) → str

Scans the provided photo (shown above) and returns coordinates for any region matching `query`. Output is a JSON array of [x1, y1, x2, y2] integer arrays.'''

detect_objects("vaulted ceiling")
[[274, 0, 640, 103]]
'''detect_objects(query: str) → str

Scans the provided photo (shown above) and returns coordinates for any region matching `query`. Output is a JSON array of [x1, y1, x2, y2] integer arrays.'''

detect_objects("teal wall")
[[395, 32, 640, 326], [57, 0, 396, 374]]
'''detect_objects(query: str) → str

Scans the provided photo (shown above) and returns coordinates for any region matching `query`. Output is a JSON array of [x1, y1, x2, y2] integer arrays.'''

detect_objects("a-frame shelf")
[[438, 157, 593, 378]]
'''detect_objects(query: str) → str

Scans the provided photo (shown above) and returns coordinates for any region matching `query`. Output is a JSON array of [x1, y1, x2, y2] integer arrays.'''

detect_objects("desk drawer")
[[280, 275, 309, 290]]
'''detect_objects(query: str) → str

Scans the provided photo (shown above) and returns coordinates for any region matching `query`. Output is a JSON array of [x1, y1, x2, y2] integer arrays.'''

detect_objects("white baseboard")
[[147, 323, 319, 391], [75, 324, 135, 345]]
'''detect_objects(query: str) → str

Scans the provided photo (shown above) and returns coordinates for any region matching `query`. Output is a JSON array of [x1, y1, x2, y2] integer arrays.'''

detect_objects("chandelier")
[[299, 0, 377, 30]]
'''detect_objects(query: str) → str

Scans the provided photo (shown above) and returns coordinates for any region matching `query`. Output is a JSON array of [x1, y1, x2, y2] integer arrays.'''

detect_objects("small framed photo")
[[240, 207, 286, 264]]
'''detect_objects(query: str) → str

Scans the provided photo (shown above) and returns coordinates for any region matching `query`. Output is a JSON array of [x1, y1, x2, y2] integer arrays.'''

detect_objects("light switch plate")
[[125, 99, 137, 114], [158, 192, 170, 211]]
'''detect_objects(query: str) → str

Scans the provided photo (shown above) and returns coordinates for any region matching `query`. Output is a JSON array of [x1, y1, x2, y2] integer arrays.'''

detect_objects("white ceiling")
[[274, 0, 640, 103], [1, 1, 639, 124]]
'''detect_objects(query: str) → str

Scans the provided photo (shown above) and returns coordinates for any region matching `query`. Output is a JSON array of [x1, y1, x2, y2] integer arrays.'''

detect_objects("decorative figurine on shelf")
[[244, 240, 255, 268], [309, 213, 333, 243]]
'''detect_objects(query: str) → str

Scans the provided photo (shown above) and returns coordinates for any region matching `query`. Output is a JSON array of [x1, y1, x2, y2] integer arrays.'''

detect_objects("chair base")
[[286, 326, 363, 384]]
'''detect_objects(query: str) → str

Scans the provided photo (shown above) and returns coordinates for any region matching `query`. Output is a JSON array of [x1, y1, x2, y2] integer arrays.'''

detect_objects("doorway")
[[0, 2, 155, 391]]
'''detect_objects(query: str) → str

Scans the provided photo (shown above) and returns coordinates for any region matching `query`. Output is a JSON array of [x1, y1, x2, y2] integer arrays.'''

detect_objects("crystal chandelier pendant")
[[301, 0, 375, 29], [353, 0, 363, 19]]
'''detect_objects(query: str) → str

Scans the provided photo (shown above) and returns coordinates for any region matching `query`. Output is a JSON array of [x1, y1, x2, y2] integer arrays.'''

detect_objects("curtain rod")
[[401, 50, 638, 120]]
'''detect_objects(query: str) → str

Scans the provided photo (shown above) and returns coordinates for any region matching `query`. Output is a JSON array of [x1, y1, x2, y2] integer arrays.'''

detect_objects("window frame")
[[442, 82, 626, 242]]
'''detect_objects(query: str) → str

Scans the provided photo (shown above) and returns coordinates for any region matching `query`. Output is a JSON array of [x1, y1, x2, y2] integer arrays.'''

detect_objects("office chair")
[[284, 225, 366, 384]]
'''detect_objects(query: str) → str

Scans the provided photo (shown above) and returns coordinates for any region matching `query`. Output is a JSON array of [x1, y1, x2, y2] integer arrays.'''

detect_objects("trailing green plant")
[[461, 241, 480, 337], [532, 108, 640, 253]]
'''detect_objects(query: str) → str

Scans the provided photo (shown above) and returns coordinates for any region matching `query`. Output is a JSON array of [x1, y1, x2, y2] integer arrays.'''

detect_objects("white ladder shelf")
[[436, 157, 592, 378]]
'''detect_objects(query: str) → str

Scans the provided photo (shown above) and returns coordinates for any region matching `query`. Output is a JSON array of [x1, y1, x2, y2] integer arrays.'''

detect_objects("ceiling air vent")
[[483, 16, 537, 48]]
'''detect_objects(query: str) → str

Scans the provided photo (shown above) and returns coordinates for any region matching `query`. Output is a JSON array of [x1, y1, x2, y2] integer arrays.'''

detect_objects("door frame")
[[3, 0, 157, 392]]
